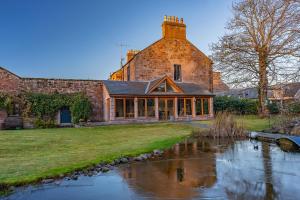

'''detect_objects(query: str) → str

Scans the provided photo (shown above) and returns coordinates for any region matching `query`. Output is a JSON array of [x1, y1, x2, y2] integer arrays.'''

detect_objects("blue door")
[[60, 107, 72, 124]]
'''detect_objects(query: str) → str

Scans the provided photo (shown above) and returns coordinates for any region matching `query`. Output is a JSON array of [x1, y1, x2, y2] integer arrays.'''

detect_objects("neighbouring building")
[[218, 82, 300, 103], [0, 16, 229, 128]]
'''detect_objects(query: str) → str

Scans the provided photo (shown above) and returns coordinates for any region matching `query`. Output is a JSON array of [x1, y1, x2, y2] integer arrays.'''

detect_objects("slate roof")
[[102, 79, 213, 96]]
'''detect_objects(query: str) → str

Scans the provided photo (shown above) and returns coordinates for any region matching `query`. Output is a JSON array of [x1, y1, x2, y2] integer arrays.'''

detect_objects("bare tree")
[[211, 0, 300, 116]]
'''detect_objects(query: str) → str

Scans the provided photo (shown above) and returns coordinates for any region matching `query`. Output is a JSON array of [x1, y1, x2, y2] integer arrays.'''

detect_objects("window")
[[174, 64, 182, 81], [152, 80, 176, 93], [185, 99, 192, 115], [125, 99, 134, 118], [153, 82, 166, 92], [195, 98, 210, 116], [196, 98, 202, 115], [115, 99, 124, 117], [138, 99, 146, 117], [178, 98, 185, 116], [127, 66, 130, 81], [147, 98, 155, 117], [203, 98, 209, 114], [177, 98, 192, 116]]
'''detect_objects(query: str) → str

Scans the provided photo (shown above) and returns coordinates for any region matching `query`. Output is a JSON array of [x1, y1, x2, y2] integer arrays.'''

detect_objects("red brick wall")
[[0, 67, 103, 121]]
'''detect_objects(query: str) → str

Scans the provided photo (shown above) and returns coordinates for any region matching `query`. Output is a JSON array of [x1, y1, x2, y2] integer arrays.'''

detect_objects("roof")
[[102, 78, 213, 96]]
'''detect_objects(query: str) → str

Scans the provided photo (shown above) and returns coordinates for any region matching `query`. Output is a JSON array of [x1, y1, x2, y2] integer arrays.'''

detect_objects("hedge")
[[214, 96, 258, 114]]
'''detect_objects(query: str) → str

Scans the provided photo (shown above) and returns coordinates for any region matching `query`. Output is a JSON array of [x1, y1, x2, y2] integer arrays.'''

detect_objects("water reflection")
[[120, 139, 231, 199], [2, 139, 300, 200]]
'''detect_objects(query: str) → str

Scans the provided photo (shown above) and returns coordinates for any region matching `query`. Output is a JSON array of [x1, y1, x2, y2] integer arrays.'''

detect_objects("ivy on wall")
[[0, 93, 14, 115], [25, 92, 92, 124]]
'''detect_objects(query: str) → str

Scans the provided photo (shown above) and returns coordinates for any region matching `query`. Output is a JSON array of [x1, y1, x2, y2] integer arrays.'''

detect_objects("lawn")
[[0, 123, 193, 186], [197, 115, 274, 131]]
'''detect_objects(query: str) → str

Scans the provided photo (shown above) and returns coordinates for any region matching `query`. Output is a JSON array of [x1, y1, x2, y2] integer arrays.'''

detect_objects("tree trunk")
[[258, 50, 269, 117]]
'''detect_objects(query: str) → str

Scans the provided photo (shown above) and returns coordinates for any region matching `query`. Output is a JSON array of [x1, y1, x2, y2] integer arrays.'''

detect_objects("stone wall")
[[124, 38, 213, 92], [0, 67, 21, 95], [0, 110, 7, 129], [0, 67, 103, 122]]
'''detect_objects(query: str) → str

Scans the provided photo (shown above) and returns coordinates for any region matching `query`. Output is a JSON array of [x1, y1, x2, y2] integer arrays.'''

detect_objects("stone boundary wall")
[[0, 67, 103, 122], [0, 110, 7, 129]]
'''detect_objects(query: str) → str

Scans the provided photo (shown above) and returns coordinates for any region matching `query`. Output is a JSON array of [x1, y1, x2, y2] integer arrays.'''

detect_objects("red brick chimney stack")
[[162, 15, 186, 40]]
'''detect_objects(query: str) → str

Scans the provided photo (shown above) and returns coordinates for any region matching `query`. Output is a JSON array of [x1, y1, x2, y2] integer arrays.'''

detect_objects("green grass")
[[0, 123, 193, 186], [235, 115, 274, 131], [196, 115, 275, 131]]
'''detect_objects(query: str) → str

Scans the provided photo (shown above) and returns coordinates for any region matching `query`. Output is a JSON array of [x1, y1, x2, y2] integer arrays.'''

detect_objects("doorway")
[[159, 98, 174, 121], [60, 107, 72, 124]]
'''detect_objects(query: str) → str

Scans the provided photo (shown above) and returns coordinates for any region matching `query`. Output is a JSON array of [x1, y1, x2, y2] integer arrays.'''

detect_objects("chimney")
[[162, 15, 186, 40], [126, 50, 140, 62]]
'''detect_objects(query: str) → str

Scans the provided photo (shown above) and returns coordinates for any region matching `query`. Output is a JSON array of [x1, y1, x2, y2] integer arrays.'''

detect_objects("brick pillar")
[[134, 97, 138, 119], [155, 97, 159, 120], [174, 97, 178, 120], [110, 97, 115, 121], [192, 97, 196, 118]]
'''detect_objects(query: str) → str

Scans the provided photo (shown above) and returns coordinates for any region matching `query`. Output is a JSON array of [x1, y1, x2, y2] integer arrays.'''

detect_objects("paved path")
[[250, 131, 300, 148]]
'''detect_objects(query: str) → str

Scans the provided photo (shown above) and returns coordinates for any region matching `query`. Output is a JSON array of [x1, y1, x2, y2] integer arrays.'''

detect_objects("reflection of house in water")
[[119, 139, 232, 200]]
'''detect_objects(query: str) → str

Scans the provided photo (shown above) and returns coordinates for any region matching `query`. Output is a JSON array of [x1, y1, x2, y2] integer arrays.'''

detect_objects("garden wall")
[[0, 67, 104, 122], [0, 110, 7, 129]]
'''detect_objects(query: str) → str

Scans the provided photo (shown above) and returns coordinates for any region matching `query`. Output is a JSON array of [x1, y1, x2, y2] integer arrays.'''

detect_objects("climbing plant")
[[70, 93, 92, 123], [0, 93, 14, 114], [25, 92, 92, 124]]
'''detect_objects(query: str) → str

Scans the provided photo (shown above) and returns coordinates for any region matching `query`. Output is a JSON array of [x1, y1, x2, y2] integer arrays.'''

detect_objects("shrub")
[[0, 93, 14, 115], [214, 96, 258, 115], [288, 102, 300, 114], [70, 94, 92, 123], [267, 102, 280, 114], [34, 118, 57, 129]]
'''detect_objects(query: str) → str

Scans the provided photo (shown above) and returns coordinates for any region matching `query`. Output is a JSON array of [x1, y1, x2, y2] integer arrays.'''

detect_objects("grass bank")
[[196, 115, 275, 131], [0, 123, 193, 186]]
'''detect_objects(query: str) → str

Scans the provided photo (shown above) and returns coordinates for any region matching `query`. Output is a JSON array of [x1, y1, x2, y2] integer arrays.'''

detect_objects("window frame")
[[177, 98, 193, 117], [174, 64, 182, 82], [195, 97, 210, 116], [114, 97, 135, 119]]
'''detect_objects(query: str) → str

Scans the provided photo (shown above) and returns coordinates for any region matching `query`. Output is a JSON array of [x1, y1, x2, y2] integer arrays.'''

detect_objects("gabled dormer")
[[146, 76, 183, 94]]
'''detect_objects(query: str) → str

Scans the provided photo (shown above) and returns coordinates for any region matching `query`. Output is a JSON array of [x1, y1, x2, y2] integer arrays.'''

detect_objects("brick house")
[[0, 16, 228, 127]]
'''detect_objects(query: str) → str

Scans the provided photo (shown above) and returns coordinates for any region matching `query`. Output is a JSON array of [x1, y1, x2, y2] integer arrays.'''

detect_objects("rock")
[[9, 186, 15, 191], [134, 156, 143, 161], [153, 149, 163, 155], [42, 179, 54, 184], [101, 167, 110, 172], [291, 125, 300, 135], [71, 175, 78, 180], [120, 157, 128, 163]]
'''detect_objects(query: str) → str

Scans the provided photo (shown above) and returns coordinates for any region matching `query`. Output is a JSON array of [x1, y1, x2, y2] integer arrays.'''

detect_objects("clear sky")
[[0, 0, 233, 80]]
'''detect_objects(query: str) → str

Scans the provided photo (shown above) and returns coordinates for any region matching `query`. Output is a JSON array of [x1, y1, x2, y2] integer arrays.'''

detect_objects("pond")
[[2, 138, 300, 200]]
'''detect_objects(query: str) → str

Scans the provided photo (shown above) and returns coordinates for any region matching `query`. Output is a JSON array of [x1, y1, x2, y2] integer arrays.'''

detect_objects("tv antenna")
[[116, 43, 129, 67]]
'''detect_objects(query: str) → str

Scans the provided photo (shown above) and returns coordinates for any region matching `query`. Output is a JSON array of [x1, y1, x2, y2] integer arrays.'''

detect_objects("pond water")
[[2, 138, 300, 200]]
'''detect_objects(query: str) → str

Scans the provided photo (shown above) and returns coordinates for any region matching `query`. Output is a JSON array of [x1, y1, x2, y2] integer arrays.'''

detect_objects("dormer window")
[[153, 80, 175, 93], [174, 64, 181, 81]]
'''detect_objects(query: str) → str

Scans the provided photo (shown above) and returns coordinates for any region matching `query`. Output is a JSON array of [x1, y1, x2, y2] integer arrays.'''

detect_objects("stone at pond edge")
[[291, 125, 300, 135], [42, 179, 54, 184]]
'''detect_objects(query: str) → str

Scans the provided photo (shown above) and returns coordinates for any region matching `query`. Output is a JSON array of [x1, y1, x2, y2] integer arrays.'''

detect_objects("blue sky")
[[0, 0, 233, 80]]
